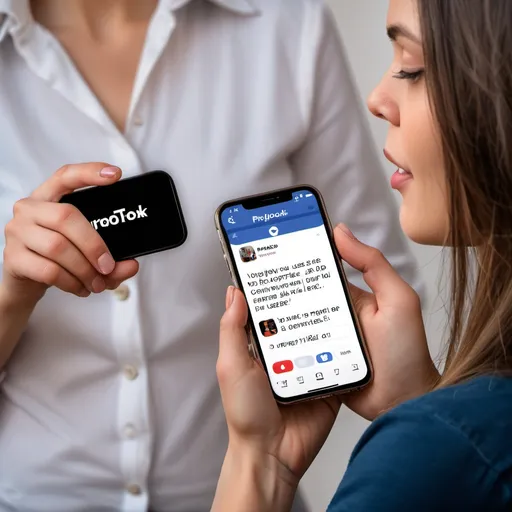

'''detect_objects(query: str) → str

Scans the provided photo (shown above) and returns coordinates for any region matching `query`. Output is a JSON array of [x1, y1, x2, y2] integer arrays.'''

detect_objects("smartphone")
[[215, 185, 372, 404], [60, 170, 187, 261]]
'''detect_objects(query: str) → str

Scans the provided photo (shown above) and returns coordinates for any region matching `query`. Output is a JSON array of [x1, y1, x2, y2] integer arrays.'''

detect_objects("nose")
[[367, 74, 400, 127]]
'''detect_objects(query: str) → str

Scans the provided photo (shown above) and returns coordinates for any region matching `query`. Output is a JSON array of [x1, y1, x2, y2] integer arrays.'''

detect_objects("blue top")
[[327, 376, 512, 511]]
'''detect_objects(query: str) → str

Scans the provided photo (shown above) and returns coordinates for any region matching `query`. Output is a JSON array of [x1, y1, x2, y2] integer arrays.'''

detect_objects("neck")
[[31, 0, 157, 36]]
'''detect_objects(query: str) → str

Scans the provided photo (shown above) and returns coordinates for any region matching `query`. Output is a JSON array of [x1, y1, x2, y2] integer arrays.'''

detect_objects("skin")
[[368, 0, 449, 245], [212, 0, 446, 510], [31, 0, 157, 132], [0, 0, 446, 508], [0, 164, 139, 368], [0, 0, 149, 369]]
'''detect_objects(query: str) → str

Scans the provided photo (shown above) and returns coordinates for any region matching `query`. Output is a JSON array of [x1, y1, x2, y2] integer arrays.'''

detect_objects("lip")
[[383, 149, 413, 190], [383, 149, 411, 172], [390, 170, 413, 190]]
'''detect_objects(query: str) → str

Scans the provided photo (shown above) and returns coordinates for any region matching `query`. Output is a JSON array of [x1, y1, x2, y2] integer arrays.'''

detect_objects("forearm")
[[212, 446, 297, 512], [0, 283, 37, 369]]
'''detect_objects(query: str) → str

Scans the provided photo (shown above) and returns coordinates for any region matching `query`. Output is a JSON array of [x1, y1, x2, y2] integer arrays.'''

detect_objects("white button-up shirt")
[[0, 0, 423, 510]]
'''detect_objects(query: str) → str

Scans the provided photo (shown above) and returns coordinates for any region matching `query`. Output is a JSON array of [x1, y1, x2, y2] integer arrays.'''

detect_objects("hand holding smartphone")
[[215, 186, 372, 404]]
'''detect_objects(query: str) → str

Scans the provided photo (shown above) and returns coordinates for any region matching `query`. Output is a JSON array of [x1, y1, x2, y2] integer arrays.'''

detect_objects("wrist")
[[0, 279, 43, 311], [0, 279, 40, 370], [229, 442, 300, 490], [212, 444, 298, 512]]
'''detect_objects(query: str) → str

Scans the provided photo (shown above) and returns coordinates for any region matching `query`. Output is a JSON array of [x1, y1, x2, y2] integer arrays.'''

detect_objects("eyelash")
[[392, 69, 424, 83]]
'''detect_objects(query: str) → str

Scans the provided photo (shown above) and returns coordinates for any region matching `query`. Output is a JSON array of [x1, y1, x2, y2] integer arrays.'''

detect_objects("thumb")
[[217, 287, 253, 382], [334, 224, 413, 305]]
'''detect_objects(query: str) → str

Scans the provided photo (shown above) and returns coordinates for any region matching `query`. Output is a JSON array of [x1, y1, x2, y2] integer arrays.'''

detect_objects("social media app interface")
[[221, 190, 368, 399]]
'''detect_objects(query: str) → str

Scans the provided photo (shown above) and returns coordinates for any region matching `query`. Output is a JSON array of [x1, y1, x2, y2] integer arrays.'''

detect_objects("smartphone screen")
[[60, 170, 187, 261], [218, 187, 370, 402]]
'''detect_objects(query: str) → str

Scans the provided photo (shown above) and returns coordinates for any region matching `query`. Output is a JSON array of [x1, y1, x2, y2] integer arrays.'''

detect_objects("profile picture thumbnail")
[[239, 246, 257, 262], [259, 319, 278, 337]]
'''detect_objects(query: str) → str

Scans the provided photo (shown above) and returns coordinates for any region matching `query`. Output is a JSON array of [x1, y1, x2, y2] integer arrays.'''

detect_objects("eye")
[[392, 69, 424, 83]]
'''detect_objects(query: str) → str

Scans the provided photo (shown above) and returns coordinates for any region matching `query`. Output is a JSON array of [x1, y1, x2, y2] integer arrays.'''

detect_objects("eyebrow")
[[387, 24, 422, 45]]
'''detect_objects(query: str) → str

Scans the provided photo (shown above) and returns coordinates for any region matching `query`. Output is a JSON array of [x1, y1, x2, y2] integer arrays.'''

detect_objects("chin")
[[399, 206, 448, 246]]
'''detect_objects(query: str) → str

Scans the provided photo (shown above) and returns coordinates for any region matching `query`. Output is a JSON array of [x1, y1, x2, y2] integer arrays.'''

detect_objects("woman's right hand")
[[334, 224, 439, 421], [1, 163, 139, 306]]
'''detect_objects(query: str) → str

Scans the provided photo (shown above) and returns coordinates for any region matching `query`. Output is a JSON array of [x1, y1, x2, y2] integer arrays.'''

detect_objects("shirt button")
[[126, 483, 142, 496], [123, 365, 139, 381], [113, 284, 130, 301], [123, 423, 137, 439], [133, 116, 143, 126]]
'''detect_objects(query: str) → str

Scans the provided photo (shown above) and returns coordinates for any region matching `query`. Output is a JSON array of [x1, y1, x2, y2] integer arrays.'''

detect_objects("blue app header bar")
[[221, 190, 322, 245]]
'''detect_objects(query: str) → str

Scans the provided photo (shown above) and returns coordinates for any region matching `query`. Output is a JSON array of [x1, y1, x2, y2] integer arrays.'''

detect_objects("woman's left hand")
[[213, 286, 342, 510]]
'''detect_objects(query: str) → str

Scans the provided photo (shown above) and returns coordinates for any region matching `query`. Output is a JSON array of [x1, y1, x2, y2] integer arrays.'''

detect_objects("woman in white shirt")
[[0, 0, 421, 510]]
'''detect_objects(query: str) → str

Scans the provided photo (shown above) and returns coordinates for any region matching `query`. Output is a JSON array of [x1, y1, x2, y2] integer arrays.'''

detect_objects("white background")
[[301, 1, 449, 510]]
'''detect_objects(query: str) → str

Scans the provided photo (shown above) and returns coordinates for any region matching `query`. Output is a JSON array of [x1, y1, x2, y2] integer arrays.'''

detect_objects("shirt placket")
[[9, 4, 177, 510], [112, 278, 151, 511]]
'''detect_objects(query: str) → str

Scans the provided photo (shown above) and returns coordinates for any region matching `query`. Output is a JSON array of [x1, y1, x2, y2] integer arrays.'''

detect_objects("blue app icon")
[[316, 352, 333, 364]]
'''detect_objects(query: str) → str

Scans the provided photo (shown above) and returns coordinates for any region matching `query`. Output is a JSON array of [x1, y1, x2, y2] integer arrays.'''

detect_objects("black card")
[[60, 170, 187, 261]]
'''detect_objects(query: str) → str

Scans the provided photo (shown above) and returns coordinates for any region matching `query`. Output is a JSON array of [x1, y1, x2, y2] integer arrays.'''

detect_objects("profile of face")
[[367, 0, 449, 245]]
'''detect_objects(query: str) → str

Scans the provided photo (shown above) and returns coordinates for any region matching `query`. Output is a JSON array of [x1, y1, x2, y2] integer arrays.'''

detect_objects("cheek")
[[399, 94, 449, 245]]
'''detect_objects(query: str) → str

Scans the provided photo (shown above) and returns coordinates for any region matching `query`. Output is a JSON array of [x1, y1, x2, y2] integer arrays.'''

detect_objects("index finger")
[[334, 224, 413, 305], [22, 200, 116, 275], [31, 163, 121, 202]]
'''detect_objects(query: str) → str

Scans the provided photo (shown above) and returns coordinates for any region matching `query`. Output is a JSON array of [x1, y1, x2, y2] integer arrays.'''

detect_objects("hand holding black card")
[[60, 170, 187, 261]]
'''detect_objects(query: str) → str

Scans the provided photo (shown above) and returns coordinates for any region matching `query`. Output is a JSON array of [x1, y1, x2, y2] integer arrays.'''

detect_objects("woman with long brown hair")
[[212, 0, 512, 509]]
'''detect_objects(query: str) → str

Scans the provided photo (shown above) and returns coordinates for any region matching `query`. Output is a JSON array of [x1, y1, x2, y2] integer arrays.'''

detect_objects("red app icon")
[[272, 360, 294, 374]]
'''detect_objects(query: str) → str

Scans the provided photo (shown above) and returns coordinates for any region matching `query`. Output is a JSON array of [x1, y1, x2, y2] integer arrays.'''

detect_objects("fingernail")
[[78, 288, 91, 298], [226, 286, 235, 309], [98, 252, 115, 274], [91, 276, 106, 293], [99, 166, 119, 178], [338, 224, 356, 239]]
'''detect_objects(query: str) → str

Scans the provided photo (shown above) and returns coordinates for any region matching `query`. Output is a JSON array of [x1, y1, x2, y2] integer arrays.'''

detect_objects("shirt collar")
[[168, 0, 259, 15], [0, 0, 259, 42], [0, 0, 32, 43]]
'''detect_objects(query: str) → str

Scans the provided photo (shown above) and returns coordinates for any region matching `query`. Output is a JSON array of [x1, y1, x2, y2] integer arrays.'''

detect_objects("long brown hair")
[[417, 0, 512, 387], [417, 0, 512, 386]]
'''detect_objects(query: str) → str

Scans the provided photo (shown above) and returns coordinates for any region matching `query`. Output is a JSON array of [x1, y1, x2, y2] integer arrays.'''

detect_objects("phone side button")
[[223, 255, 233, 278]]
